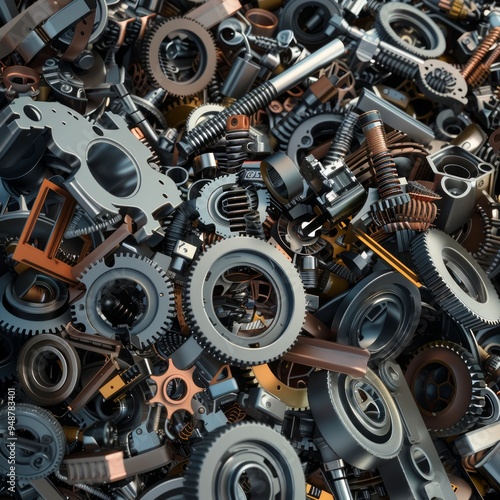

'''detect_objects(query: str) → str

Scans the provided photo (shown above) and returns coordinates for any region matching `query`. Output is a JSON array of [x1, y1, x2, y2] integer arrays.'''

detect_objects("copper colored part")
[[438, 0, 468, 20], [186, 0, 242, 29], [2, 65, 40, 93], [461, 27, 500, 82], [468, 43, 500, 87], [257, 0, 283, 10], [282, 336, 369, 378], [174, 284, 189, 335], [138, 13, 157, 40], [179, 421, 195, 440], [115, 18, 136, 47], [245, 8, 278, 37], [352, 228, 422, 287], [371, 197, 438, 231], [268, 100, 284, 113], [63, 427, 82, 443], [489, 127, 500, 154], [309, 75, 338, 103], [71, 215, 133, 280], [149, 359, 203, 417], [302, 312, 335, 340], [61, 9, 96, 62], [224, 402, 246, 423], [12, 179, 92, 286], [226, 114, 250, 131], [404, 346, 475, 430]]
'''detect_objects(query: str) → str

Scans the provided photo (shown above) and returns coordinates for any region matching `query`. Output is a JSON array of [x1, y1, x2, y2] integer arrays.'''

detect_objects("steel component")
[[184, 422, 306, 499], [376, 2, 446, 59], [308, 368, 404, 469], [176, 38, 346, 160], [184, 236, 306, 366], [411, 229, 500, 330], [138, 477, 184, 500], [333, 270, 421, 361], [142, 17, 217, 97], [71, 253, 175, 349], [17, 334, 80, 406], [404, 341, 486, 436], [0, 404, 66, 480]]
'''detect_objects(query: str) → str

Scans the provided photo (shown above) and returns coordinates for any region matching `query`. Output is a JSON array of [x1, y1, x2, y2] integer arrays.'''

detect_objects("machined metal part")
[[184, 236, 306, 366], [71, 253, 175, 349], [0, 97, 182, 244], [0, 404, 66, 480], [411, 229, 500, 330], [17, 334, 81, 405], [308, 368, 404, 470], [184, 422, 306, 499], [333, 270, 421, 361]]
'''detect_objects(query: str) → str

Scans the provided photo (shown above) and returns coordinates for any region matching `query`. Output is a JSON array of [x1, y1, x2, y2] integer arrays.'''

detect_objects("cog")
[[184, 236, 306, 367], [142, 17, 217, 97], [71, 253, 175, 349]]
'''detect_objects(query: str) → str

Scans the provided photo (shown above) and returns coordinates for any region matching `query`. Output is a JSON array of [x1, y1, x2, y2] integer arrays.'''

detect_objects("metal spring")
[[64, 213, 122, 239], [462, 27, 500, 82], [55, 248, 79, 266], [366, 0, 382, 11], [224, 402, 246, 423], [101, 287, 144, 327], [222, 188, 254, 233], [468, 44, 500, 87], [180, 81, 277, 157], [425, 71, 454, 94], [244, 210, 266, 239], [371, 198, 438, 231], [218, 117, 251, 174], [207, 77, 223, 104], [179, 421, 194, 440], [374, 51, 418, 80], [322, 110, 359, 164], [162, 210, 189, 256]]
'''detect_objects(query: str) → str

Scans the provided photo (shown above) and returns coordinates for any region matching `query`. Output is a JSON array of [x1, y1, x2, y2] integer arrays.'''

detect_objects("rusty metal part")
[[245, 8, 278, 37], [2, 65, 40, 95], [149, 358, 203, 417], [468, 43, 500, 88], [461, 27, 500, 83], [282, 336, 369, 378]]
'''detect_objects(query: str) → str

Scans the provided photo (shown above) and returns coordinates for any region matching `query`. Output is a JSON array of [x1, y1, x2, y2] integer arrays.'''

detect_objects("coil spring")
[[207, 77, 223, 104], [462, 27, 500, 82], [223, 402, 246, 423], [218, 116, 251, 174], [244, 210, 266, 239], [162, 210, 189, 256], [179, 421, 194, 440], [374, 51, 418, 80], [64, 212, 122, 240], [55, 249, 79, 265], [222, 187, 254, 233], [180, 81, 277, 157], [100, 284, 144, 327], [366, 0, 382, 11], [425, 69, 456, 94], [323, 110, 359, 164]]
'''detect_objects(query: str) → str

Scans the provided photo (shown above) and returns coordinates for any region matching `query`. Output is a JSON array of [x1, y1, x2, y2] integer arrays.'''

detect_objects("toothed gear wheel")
[[196, 175, 269, 239], [142, 17, 217, 97], [0, 332, 25, 383], [375, 2, 446, 59], [186, 103, 225, 132], [0, 404, 66, 480], [404, 341, 486, 437], [184, 236, 306, 367], [71, 253, 175, 349], [411, 229, 500, 330], [184, 422, 305, 499], [0, 272, 71, 337]]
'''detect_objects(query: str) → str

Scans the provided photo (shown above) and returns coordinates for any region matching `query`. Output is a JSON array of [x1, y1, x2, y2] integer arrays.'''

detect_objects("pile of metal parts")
[[1, 0, 500, 498]]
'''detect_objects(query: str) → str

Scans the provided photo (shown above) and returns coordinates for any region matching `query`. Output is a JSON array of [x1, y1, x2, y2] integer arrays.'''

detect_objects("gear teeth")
[[411, 230, 500, 330]]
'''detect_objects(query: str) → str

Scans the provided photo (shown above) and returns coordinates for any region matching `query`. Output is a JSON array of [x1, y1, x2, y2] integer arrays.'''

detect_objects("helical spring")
[[207, 76, 223, 104], [322, 110, 359, 165], [221, 187, 254, 233], [218, 115, 251, 174], [244, 210, 266, 239], [374, 51, 418, 80], [461, 27, 500, 82], [100, 285, 144, 327]]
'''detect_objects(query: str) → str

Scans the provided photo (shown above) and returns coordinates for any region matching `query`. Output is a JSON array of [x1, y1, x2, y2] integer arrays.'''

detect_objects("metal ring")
[[138, 477, 184, 500], [184, 236, 306, 366], [184, 422, 305, 499], [17, 334, 81, 405], [333, 270, 421, 361], [308, 368, 404, 469]]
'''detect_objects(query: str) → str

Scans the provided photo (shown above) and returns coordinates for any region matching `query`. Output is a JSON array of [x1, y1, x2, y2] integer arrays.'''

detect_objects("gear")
[[0, 403, 66, 480], [184, 236, 306, 367], [410, 229, 500, 330], [71, 253, 175, 349], [184, 422, 305, 499], [375, 2, 446, 59], [142, 17, 217, 97], [148, 358, 203, 417], [0, 272, 71, 337], [0, 332, 25, 383], [404, 341, 486, 437], [195, 175, 269, 239], [185, 103, 226, 132], [164, 96, 202, 129]]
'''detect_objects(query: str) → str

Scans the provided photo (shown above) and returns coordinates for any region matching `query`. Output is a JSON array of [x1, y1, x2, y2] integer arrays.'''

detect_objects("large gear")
[[0, 272, 71, 337], [195, 175, 269, 239], [142, 17, 217, 97], [375, 2, 446, 59], [185, 103, 226, 132], [0, 404, 66, 480], [410, 229, 500, 330], [71, 253, 175, 349], [404, 341, 486, 437], [184, 236, 306, 367], [184, 422, 305, 499]]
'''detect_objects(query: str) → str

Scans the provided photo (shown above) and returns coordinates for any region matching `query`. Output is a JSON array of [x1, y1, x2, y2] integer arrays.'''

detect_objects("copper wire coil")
[[223, 402, 246, 423], [461, 27, 500, 81], [371, 198, 438, 231]]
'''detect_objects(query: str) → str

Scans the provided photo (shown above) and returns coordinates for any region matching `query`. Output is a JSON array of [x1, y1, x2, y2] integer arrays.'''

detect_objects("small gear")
[[142, 17, 217, 97], [164, 96, 202, 129], [185, 103, 226, 132], [411, 229, 500, 330], [404, 341, 486, 437], [149, 358, 203, 417], [184, 236, 306, 367], [71, 253, 175, 349]]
